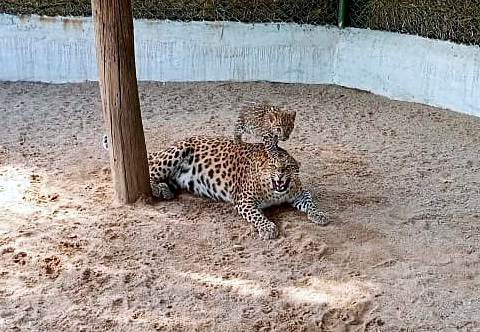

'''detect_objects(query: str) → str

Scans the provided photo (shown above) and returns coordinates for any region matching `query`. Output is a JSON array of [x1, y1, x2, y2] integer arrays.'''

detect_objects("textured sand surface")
[[0, 81, 479, 331]]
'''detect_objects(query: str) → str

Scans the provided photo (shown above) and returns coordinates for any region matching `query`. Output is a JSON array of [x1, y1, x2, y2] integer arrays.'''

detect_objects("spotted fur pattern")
[[233, 104, 296, 145], [149, 136, 328, 239]]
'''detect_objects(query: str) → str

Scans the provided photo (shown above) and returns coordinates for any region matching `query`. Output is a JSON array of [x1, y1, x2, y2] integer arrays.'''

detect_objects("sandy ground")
[[0, 81, 479, 331]]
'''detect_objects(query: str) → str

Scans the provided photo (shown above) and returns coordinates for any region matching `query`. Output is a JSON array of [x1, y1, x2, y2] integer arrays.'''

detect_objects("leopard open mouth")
[[272, 178, 290, 192]]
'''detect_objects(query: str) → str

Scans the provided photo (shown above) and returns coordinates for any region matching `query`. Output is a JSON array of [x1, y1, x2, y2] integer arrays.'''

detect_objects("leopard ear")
[[290, 110, 297, 120]]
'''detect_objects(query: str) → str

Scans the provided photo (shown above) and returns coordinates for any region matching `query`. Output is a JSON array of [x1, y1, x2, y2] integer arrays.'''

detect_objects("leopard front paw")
[[308, 208, 329, 226], [151, 182, 174, 200], [257, 221, 279, 240]]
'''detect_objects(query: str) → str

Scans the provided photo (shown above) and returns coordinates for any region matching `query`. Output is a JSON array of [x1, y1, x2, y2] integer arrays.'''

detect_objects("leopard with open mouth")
[[148, 136, 328, 239]]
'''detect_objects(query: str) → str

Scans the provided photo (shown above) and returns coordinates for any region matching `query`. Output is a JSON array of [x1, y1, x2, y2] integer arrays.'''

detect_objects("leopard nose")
[[276, 173, 287, 181]]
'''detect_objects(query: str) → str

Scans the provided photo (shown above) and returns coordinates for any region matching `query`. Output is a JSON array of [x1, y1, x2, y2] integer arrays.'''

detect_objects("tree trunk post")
[[91, 0, 151, 203]]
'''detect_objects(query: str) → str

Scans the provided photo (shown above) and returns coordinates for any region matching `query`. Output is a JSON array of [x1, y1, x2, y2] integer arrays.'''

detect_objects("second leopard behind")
[[233, 104, 296, 144]]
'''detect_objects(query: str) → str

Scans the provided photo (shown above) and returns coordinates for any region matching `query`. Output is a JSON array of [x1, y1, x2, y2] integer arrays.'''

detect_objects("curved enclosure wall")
[[1, 14, 479, 116]]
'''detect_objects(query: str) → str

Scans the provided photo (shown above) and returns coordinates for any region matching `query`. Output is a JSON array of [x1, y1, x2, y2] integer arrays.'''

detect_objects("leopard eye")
[[286, 164, 297, 171]]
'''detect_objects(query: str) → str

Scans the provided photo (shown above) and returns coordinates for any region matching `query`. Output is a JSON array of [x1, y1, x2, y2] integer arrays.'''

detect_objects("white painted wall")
[[1, 14, 479, 116]]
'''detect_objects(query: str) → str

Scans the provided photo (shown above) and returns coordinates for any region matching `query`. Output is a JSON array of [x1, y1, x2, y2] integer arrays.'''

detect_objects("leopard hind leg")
[[148, 146, 191, 199]]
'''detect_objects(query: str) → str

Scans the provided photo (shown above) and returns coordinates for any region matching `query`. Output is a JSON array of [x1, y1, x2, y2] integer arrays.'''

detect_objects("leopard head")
[[264, 151, 300, 193], [267, 108, 296, 141]]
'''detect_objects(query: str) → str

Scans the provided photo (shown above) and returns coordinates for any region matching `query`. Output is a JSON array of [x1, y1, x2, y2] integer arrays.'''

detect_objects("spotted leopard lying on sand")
[[233, 104, 296, 146], [148, 136, 328, 239]]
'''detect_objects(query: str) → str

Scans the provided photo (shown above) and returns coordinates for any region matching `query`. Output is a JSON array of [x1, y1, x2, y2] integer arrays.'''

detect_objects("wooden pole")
[[91, 0, 151, 203]]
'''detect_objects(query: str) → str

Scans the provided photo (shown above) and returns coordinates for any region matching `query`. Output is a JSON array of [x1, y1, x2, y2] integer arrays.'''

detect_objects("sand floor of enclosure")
[[0, 81, 479, 331]]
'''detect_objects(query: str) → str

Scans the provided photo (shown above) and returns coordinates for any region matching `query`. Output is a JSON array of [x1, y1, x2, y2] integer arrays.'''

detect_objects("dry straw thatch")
[[0, 0, 338, 25], [1, 0, 479, 45], [363, 0, 480, 46]]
